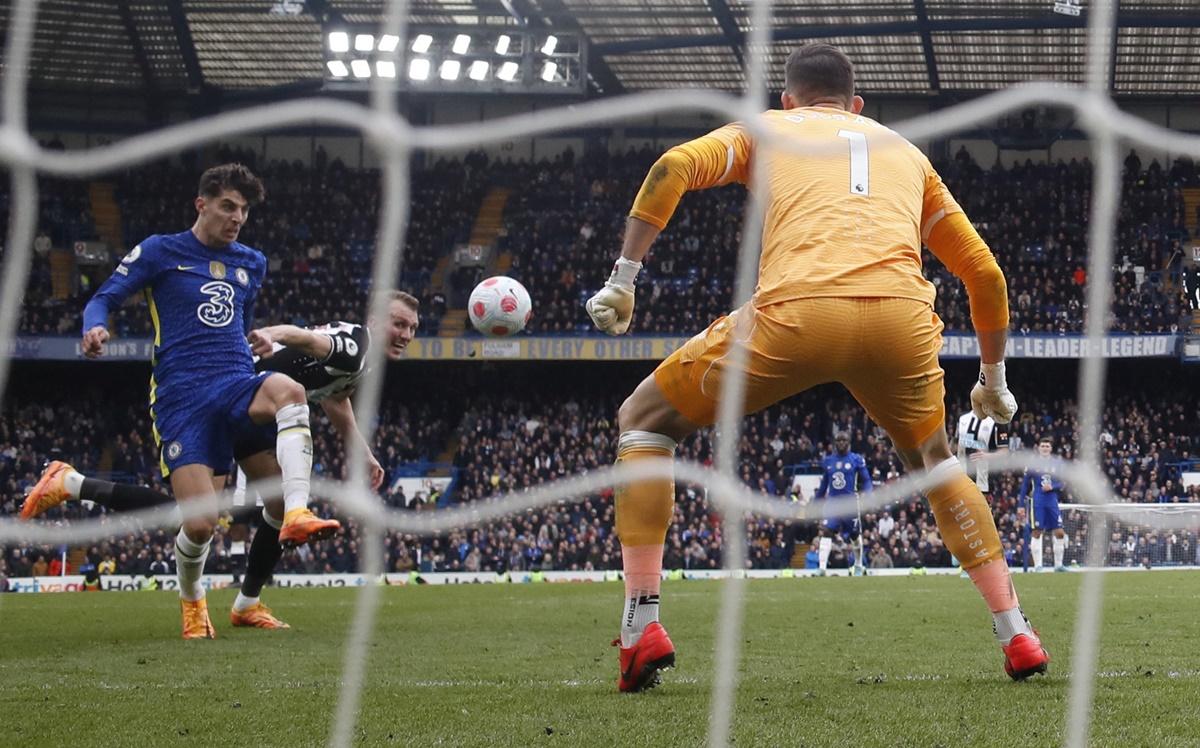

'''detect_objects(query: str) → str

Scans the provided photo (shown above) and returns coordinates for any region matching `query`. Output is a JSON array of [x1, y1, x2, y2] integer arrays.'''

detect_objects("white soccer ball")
[[468, 276, 533, 337]]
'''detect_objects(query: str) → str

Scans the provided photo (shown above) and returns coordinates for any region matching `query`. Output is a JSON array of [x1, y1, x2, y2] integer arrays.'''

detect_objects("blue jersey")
[[1019, 470, 1064, 507], [816, 452, 872, 499], [83, 231, 266, 399]]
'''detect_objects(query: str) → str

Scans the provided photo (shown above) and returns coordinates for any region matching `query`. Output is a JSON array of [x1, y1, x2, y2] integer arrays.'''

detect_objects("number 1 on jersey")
[[837, 129, 869, 197]]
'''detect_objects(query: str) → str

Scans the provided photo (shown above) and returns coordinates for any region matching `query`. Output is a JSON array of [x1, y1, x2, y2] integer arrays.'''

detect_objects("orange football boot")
[[230, 602, 290, 629], [20, 460, 74, 520], [181, 598, 216, 640], [279, 507, 341, 548]]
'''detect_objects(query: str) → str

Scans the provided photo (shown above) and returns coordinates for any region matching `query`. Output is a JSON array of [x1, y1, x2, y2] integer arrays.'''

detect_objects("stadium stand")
[[3, 361, 1197, 582], [10, 146, 1198, 339]]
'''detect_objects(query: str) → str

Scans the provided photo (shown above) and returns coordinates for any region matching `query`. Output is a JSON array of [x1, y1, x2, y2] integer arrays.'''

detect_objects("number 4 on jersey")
[[837, 129, 869, 197]]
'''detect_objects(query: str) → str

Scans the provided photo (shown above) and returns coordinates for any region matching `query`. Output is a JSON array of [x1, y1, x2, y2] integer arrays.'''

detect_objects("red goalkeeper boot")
[[613, 622, 676, 693], [1003, 631, 1049, 681]]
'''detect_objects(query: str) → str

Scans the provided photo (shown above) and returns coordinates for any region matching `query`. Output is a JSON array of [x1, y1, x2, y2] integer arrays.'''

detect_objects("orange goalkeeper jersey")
[[630, 107, 1007, 330]]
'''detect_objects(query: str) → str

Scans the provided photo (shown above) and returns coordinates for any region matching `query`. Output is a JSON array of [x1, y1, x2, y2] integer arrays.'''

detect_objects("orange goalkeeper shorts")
[[653, 297, 946, 449]]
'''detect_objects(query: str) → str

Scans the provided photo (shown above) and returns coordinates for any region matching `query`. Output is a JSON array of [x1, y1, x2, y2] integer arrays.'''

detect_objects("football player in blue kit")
[[75, 164, 339, 638], [23, 294, 421, 631], [1019, 437, 1068, 571], [813, 430, 873, 573]]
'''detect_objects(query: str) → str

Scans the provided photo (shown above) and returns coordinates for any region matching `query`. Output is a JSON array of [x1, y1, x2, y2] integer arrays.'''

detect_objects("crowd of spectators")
[[2, 361, 1197, 584], [10, 140, 1199, 340]]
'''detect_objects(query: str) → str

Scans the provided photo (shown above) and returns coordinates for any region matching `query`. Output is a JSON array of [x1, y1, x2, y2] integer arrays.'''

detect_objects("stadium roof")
[[3, 0, 1200, 97]]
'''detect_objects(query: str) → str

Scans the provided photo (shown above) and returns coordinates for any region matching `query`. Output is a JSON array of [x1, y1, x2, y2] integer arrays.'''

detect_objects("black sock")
[[80, 478, 172, 511], [242, 521, 283, 598]]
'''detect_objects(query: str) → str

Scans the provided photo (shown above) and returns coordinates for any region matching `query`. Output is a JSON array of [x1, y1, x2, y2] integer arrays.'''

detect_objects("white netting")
[[1, 1, 1194, 746]]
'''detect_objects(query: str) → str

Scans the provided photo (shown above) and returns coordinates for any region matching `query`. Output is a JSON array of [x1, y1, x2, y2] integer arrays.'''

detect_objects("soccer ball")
[[468, 276, 532, 337]]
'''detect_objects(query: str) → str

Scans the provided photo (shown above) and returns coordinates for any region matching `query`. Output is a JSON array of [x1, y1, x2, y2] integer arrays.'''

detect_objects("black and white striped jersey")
[[255, 321, 370, 403]]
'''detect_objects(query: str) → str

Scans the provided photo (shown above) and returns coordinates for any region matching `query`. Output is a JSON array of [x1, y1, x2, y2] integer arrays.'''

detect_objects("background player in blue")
[[78, 163, 339, 639], [1019, 436, 1067, 571], [813, 431, 873, 573]]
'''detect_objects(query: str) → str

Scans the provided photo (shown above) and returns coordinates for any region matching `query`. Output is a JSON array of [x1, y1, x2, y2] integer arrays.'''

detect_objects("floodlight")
[[495, 34, 511, 55], [326, 60, 349, 78], [378, 34, 399, 52], [411, 34, 433, 53], [355, 34, 374, 52], [409, 58, 431, 80], [453, 34, 471, 55], [376, 60, 396, 78], [541, 35, 557, 55], [469, 60, 489, 80], [328, 31, 349, 52], [440, 59, 461, 81], [350, 59, 370, 78], [541, 61, 557, 82], [498, 61, 519, 82]]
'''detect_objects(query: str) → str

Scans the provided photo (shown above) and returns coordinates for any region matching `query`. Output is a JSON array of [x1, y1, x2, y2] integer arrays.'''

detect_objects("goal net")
[[0, 1, 1195, 747], [1058, 503, 1200, 569]]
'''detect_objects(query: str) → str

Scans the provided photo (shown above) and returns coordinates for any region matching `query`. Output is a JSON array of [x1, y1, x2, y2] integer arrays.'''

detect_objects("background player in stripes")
[[956, 409, 1009, 494], [22, 293, 420, 629]]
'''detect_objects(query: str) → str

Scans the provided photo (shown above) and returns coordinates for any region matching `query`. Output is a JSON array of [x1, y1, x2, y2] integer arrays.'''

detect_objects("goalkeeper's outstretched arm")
[[587, 125, 751, 335]]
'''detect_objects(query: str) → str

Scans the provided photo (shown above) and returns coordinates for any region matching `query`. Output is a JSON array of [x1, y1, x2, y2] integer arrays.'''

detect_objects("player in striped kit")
[[956, 410, 1009, 494]]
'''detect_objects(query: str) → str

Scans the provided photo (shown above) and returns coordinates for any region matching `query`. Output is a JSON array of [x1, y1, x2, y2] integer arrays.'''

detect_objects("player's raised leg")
[[21, 461, 176, 519], [247, 372, 339, 548], [230, 456, 290, 629]]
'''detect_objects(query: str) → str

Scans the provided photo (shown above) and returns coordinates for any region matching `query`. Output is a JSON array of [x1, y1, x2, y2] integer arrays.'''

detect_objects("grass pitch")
[[0, 572, 1196, 747]]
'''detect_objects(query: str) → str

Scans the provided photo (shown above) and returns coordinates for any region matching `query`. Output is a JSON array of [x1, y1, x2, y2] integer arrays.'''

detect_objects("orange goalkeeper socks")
[[615, 431, 676, 646], [613, 431, 676, 548], [925, 458, 1017, 612]]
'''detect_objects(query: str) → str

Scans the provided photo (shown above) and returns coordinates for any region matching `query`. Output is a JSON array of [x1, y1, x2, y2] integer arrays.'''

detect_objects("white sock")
[[275, 403, 313, 514], [233, 592, 259, 612], [993, 607, 1034, 646], [1052, 536, 1066, 568], [233, 467, 247, 507], [64, 470, 84, 498], [818, 537, 832, 570], [1031, 536, 1044, 570], [174, 528, 211, 602], [620, 591, 660, 648]]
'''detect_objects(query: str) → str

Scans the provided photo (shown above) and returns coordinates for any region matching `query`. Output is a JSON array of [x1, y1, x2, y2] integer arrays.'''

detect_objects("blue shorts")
[[233, 419, 278, 462], [151, 373, 269, 477], [1033, 499, 1062, 531]]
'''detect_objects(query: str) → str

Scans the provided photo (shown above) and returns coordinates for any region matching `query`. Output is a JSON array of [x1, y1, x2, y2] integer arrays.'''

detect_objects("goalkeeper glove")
[[971, 361, 1018, 424], [586, 257, 641, 336]]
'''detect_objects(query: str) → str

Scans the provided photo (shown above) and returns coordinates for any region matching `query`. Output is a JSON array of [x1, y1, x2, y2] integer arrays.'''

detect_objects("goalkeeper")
[[587, 43, 1048, 692]]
